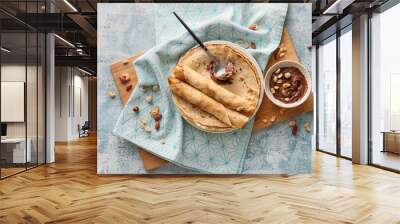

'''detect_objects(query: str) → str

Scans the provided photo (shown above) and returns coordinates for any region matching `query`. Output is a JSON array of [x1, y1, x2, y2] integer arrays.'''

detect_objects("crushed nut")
[[152, 85, 159, 92], [271, 88, 276, 94], [270, 116, 277, 123], [248, 24, 258, 30], [284, 97, 290, 102], [274, 86, 279, 90], [108, 91, 116, 98], [280, 47, 287, 52], [145, 95, 153, 103], [288, 120, 296, 127], [275, 68, 281, 74], [126, 84, 133, 92], [140, 85, 147, 93], [155, 121, 160, 130], [284, 72, 291, 78], [282, 83, 291, 88], [273, 76, 278, 82], [119, 73, 130, 83], [132, 106, 139, 113], [277, 73, 283, 79], [277, 79, 283, 84], [304, 122, 312, 132], [143, 126, 152, 133], [150, 106, 159, 117], [279, 52, 285, 58], [250, 42, 256, 49]]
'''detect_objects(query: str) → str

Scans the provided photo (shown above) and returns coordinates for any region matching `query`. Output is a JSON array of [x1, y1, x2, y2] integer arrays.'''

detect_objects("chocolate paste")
[[269, 67, 307, 104]]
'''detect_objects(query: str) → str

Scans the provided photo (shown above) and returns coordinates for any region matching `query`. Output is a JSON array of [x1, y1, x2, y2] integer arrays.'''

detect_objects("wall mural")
[[97, 3, 313, 174]]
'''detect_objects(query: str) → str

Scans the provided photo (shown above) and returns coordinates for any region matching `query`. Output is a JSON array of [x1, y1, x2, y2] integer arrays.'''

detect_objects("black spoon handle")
[[173, 12, 208, 51]]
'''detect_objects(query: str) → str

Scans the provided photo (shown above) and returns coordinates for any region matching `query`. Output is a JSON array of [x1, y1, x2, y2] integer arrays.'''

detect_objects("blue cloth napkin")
[[113, 4, 288, 173]]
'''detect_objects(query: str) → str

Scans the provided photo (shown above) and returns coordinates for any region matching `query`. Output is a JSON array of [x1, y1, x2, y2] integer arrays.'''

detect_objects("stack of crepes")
[[168, 65, 257, 130]]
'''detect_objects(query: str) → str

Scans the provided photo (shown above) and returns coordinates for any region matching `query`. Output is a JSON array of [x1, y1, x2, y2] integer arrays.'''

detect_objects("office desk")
[[1, 138, 31, 163], [381, 131, 400, 154]]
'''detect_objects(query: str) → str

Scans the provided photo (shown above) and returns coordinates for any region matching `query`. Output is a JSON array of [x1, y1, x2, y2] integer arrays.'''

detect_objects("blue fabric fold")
[[113, 4, 288, 173]]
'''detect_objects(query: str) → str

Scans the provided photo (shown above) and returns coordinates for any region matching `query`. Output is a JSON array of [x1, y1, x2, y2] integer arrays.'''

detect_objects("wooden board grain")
[[110, 53, 169, 170], [253, 27, 313, 131]]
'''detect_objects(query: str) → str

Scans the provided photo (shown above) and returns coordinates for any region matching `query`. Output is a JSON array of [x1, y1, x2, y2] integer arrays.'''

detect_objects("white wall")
[[54, 67, 89, 141]]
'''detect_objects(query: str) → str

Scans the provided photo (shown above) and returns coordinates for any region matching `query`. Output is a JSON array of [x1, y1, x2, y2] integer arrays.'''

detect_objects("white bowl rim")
[[264, 60, 311, 109]]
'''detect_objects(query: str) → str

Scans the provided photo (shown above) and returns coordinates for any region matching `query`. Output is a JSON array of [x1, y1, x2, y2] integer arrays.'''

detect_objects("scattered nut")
[[152, 85, 159, 92], [250, 42, 256, 49], [273, 76, 278, 82], [270, 88, 275, 94], [154, 121, 160, 130], [119, 73, 130, 83], [279, 52, 285, 58], [140, 117, 147, 125], [282, 83, 291, 88], [262, 119, 268, 123], [140, 85, 147, 93], [248, 24, 258, 30], [277, 73, 283, 79], [150, 106, 159, 117], [284, 72, 291, 78], [126, 84, 133, 92], [304, 122, 312, 132], [270, 116, 277, 123], [275, 68, 281, 74], [284, 97, 290, 102], [145, 95, 153, 103], [108, 91, 116, 98], [279, 46, 287, 52], [277, 79, 283, 84], [153, 113, 162, 121], [288, 120, 296, 127], [274, 85, 279, 90], [143, 126, 152, 133], [132, 106, 139, 113]]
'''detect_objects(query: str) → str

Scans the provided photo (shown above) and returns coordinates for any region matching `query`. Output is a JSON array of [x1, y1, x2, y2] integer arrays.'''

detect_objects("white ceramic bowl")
[[264, 60, 311, 108]]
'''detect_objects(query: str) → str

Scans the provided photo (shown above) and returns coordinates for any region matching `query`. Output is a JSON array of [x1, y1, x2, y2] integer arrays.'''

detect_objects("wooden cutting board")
[[110, 53, 169, 170], [253, 27, 313, 131], [109, 26, 313, 170]]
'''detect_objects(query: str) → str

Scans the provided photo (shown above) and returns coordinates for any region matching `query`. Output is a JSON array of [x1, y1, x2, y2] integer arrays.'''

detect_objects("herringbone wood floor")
[[1, 135, 400, 224]]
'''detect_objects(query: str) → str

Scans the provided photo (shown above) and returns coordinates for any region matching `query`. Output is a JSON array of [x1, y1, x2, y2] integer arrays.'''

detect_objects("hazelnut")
[[284, 72, 291, 78], [140, 117, 147, 125], [279, 52, 285, 58], [152, 85, 159, 92], [275, 68, 281, 74], [132, 106, 139, 113], [277, 79, 283, 84], [282, 83, 291, 88], [277, 73, 283, 79], [248, 24, 258, 30], [273, 76, 278, 82], [274, 86, 279, 90], [270, 88, 275, 94], [154, 121, 160, 130], [304, 122, 312, 132], [280, 47, 287, 52], [140, 85, 147, 93], [126, 84, 133, 92], [108, 91, 116, 98], [145, 95, 153, 103], [270, 116, 277, 123], [288, 120, 296, 127]]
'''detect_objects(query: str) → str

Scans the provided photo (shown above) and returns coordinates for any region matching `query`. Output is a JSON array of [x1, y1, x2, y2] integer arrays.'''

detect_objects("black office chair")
[[78, 121, 90, 138]]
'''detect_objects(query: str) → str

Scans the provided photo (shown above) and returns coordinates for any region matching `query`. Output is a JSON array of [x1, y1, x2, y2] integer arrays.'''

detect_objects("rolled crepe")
[[168, 77, 249, 128], [173, 65, 256, 114]]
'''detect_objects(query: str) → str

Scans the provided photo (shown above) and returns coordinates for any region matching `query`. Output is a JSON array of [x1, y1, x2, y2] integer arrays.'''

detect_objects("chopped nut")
[[277, 79, 283, 84], [145, 95, 153, 103], [262, 119, 268, 123], [108, 91, 116, 98], [273, 76, 278, 82], [274, 86, 279, 90], [155, 121, 160, 130], [250, 42, 256, 49], [282, 83, 291, 88], [277, 73, 283, 79], [270, 88, 275, 94], [140, 85, 147, 93], [126, 84, 133, 92], [304, 122, 312, 132], [119, 73, 130, 83], [284, 72, 291, 78], [150, 106, 159, 117], [143, 126, 152, 133], [279, 47, 287, 52], [279, 52, 285, 58], [270, 116, 277, 123], [275, 68, 281, 74], [284, 97, 290, 102], [248, 24, 258, 30], [132, 106, 139, 113], [152, 85, 159, 92], [140, 117, 147, 125], [288, 120, 296, 127]]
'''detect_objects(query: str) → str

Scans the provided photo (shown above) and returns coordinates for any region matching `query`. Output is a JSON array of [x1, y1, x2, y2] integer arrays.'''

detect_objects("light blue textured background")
[[97, 3, 312, 174]]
